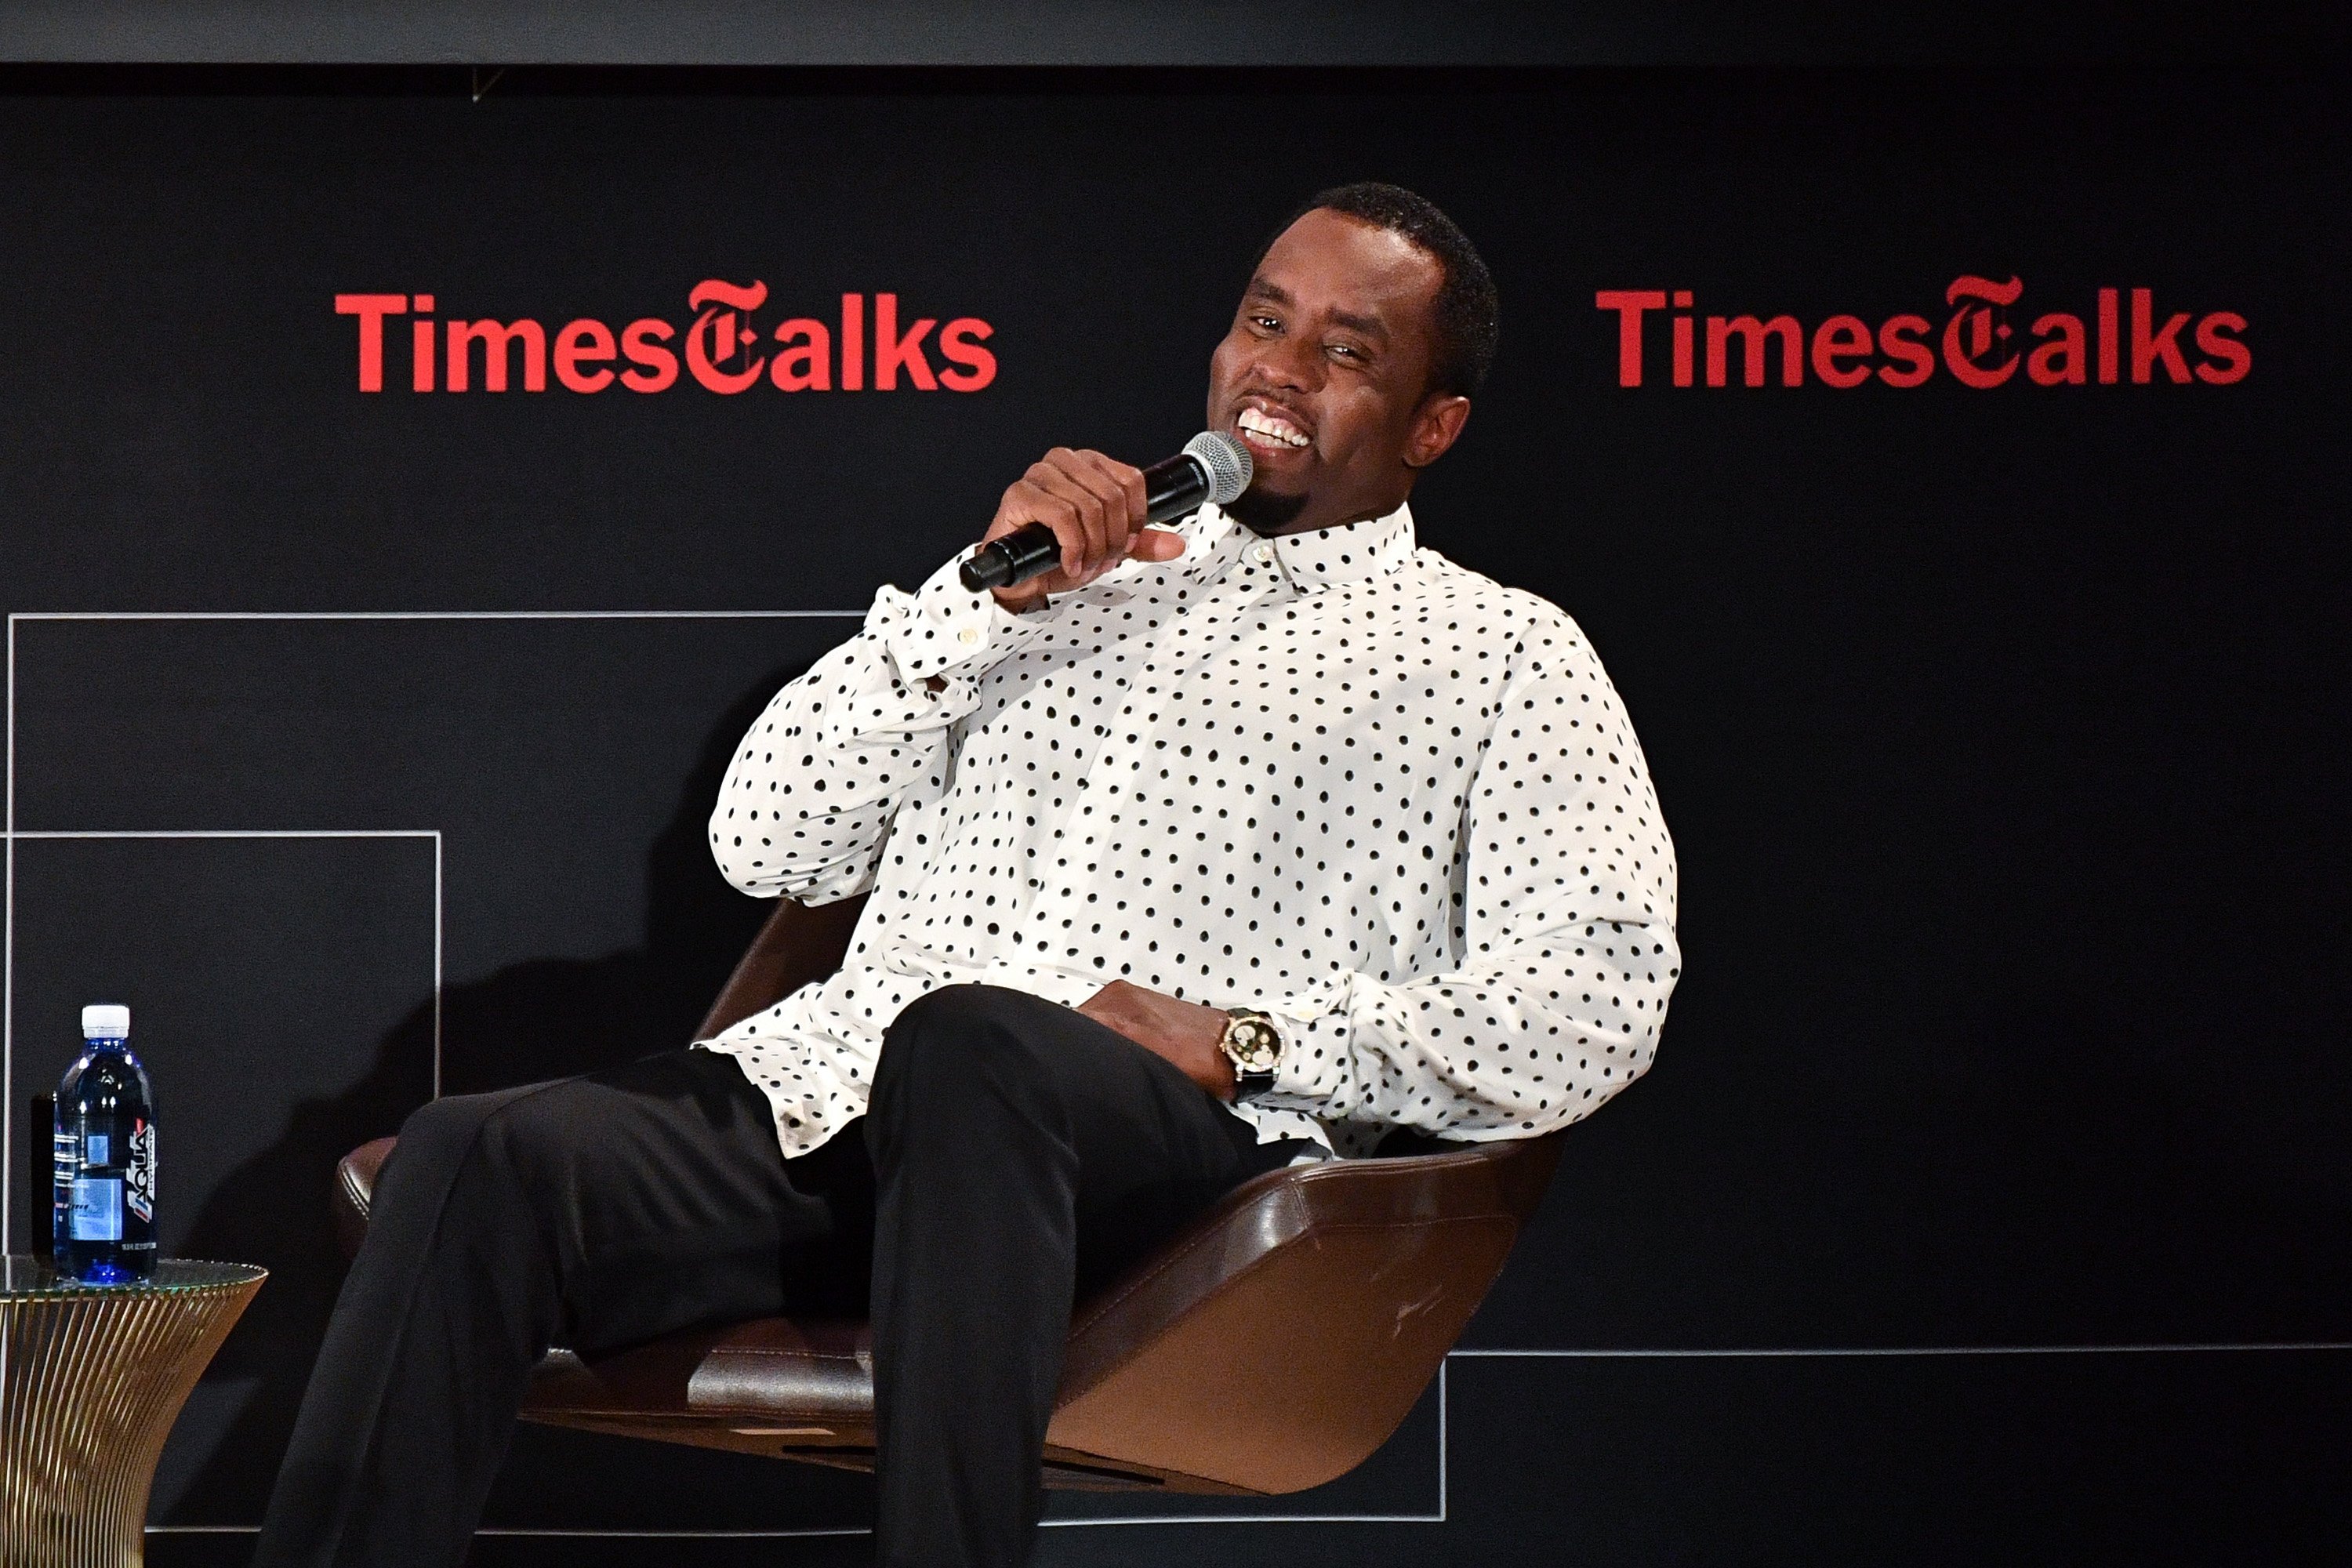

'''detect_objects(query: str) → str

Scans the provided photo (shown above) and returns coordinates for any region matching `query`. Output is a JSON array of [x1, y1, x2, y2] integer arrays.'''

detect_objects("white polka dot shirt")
[[702, 500, 1679, 1161]]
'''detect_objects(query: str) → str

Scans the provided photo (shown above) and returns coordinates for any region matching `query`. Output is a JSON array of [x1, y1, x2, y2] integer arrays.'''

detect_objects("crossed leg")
[[253, 983, 1296, 1568]]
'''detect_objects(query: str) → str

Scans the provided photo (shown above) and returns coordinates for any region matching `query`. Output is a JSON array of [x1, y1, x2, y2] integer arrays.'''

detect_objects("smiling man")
[[257, 183, 1679, 1568]]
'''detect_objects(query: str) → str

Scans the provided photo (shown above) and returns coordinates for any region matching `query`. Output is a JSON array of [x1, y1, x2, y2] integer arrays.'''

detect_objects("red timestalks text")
[[333, 281, 997, 394], [1593, 278, 2249, 389]]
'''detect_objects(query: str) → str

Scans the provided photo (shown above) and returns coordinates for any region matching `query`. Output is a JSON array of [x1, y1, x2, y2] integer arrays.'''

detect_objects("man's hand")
[[983, 448, 1187, 614], [1076, 979, 1237, 1100]]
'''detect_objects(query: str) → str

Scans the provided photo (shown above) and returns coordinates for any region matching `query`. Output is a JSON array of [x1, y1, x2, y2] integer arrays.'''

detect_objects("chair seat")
[[534, 1316, 875, 1427], [334, 1126, 1559, 1494]]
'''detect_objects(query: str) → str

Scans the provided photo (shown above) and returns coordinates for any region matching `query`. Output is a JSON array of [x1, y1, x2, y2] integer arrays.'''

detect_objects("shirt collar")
[[1188, 500, 1417, 593]]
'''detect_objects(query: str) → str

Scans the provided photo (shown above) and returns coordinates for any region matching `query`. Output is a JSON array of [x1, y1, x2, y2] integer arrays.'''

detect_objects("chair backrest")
[[695, 893, 870, 1040], [1050, 1129, 1562, 1491]]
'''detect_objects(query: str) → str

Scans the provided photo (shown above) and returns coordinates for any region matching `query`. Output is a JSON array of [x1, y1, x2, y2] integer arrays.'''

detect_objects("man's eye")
[[1252, 315, 1281, 332], [1329, 343, 1362, 361]]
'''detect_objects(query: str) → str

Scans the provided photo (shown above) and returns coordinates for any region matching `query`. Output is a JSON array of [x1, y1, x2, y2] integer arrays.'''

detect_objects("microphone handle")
[[960, 452, 1211, 592]]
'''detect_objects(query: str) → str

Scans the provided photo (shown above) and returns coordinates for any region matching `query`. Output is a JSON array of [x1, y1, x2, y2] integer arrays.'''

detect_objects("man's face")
[[1206, 207, 1470, 535]]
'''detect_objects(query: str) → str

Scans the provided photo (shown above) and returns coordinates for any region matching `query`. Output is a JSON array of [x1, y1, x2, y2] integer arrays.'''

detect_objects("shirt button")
[[957, 626, 981, 644], [1251, 542, 1275, 564]]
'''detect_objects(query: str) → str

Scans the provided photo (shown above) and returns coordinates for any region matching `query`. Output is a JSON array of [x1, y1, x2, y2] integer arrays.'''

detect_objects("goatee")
[[1223, 485, 1311, 535]]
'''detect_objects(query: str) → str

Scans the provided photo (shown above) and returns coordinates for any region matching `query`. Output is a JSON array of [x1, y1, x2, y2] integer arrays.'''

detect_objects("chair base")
[[518, 1338, 1263, 1493], [521, 1404, 1248, 1494]]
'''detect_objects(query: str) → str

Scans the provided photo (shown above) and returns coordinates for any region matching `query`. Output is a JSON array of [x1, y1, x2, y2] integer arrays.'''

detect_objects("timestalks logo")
[[1594, 277, 2249, 390], [333, 279, 996, 395]]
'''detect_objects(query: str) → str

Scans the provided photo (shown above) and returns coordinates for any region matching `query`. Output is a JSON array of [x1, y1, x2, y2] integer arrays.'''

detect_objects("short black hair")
[[1261, 182, 1501, 400]]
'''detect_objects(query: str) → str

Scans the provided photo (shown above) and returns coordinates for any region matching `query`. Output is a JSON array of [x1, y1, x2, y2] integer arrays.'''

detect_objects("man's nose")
[[1250, 332, 1323, 393]]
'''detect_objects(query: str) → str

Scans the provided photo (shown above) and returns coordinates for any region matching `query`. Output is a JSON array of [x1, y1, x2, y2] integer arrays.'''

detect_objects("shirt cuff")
[[1247, 977, 1358, 1117], [875, 542, 1050, 686]]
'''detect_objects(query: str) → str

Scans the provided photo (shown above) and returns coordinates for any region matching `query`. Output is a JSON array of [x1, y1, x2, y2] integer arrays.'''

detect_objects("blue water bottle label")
[[70, 1178, 124, 1240], [85, 1131, 110, 1166], [125, 1121, 157, 1225]]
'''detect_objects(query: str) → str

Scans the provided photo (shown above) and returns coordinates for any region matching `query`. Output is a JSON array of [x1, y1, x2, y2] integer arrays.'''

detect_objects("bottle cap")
[[81, 1004, 130, 1040]]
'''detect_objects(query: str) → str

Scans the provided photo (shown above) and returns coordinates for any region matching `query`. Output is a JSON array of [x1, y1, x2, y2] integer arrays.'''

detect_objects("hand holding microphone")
[[964, 432, 1251, 612]]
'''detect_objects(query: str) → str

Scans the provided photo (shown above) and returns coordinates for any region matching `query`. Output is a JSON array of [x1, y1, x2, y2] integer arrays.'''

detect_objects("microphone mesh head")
[[1183, 430, 1253, 505]]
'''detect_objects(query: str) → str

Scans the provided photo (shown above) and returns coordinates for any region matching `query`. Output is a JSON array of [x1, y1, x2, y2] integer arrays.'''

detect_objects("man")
[[256, 183, 1678, 1568]]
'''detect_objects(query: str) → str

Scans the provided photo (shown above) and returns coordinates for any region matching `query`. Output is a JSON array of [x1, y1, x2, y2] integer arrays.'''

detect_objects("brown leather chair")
[[334, 895, 1566, 1495]]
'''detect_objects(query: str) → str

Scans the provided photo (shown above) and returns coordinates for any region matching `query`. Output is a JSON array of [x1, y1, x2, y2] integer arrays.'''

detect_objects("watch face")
[[1228, 1018, 1281, 1072]]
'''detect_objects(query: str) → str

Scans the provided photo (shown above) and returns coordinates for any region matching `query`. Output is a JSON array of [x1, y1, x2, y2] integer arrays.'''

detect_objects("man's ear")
[[1403, 394, 1472, 470]]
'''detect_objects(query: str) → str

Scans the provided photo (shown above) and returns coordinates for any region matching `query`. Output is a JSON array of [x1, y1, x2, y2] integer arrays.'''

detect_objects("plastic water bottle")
[[53, 1004, 158, 1283]]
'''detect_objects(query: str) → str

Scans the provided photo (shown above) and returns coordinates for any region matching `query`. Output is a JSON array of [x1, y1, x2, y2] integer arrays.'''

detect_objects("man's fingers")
[[1013, 474, 1092, 579], [1030, 456, 1112, 577], [1065, 449, 1145, 565], [993, 480, 1085, 581], [1070, 450, 1148, 554], [985, 450, 1165, 597]]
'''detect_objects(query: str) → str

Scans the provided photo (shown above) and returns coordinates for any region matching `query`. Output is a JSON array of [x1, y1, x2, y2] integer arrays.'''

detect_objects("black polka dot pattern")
[[703, 502, 1680, 1160]]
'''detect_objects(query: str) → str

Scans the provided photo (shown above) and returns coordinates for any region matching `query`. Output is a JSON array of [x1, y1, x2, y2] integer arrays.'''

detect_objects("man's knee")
[[377, 1088, 559, 1228], [872, 984, 1054, 1122], [389, 1094, 503, 1182]]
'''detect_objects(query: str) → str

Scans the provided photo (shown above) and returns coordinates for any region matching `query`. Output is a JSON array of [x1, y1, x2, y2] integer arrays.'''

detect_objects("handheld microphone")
[[959, 431, 1253, 593]]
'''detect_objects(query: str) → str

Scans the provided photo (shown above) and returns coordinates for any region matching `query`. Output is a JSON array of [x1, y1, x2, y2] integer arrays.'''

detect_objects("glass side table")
[[1, 1258, 266, 1567]]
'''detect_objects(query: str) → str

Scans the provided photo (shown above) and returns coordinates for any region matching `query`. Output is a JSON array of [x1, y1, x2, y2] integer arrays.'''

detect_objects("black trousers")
[[252, 983, 1305, 1568]]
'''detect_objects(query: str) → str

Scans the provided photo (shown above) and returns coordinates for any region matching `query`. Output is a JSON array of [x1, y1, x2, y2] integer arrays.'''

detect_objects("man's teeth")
[[1237, 408, 1310, 448]]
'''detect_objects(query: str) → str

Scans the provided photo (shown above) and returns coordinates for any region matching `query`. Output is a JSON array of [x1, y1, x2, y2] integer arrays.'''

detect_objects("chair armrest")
[[332, 1136, 398, 1262]]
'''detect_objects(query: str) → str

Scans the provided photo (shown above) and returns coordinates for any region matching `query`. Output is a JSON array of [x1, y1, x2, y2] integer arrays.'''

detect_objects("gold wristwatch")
[[1218, 1007, 1283, 1102]]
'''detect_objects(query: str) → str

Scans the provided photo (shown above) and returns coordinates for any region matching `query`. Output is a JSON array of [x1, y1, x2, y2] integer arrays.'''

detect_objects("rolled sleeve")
[[875, 542, 1051, 688]]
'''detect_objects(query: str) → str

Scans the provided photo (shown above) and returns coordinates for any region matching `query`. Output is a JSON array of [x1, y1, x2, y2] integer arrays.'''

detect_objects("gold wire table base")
[[2, 1259, 265, 1568]]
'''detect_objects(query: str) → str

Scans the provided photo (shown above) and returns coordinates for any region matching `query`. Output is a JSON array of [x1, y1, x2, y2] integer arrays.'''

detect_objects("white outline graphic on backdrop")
[[5, 609, 851, 1259]]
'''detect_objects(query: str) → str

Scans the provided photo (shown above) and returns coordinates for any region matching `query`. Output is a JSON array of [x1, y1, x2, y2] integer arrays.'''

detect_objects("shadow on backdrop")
[[169, 662, 815, 1523]]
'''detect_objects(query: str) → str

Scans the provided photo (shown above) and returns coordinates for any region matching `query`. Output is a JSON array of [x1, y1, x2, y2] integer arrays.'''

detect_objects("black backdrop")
[[3, 62, 2348, 1566]]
